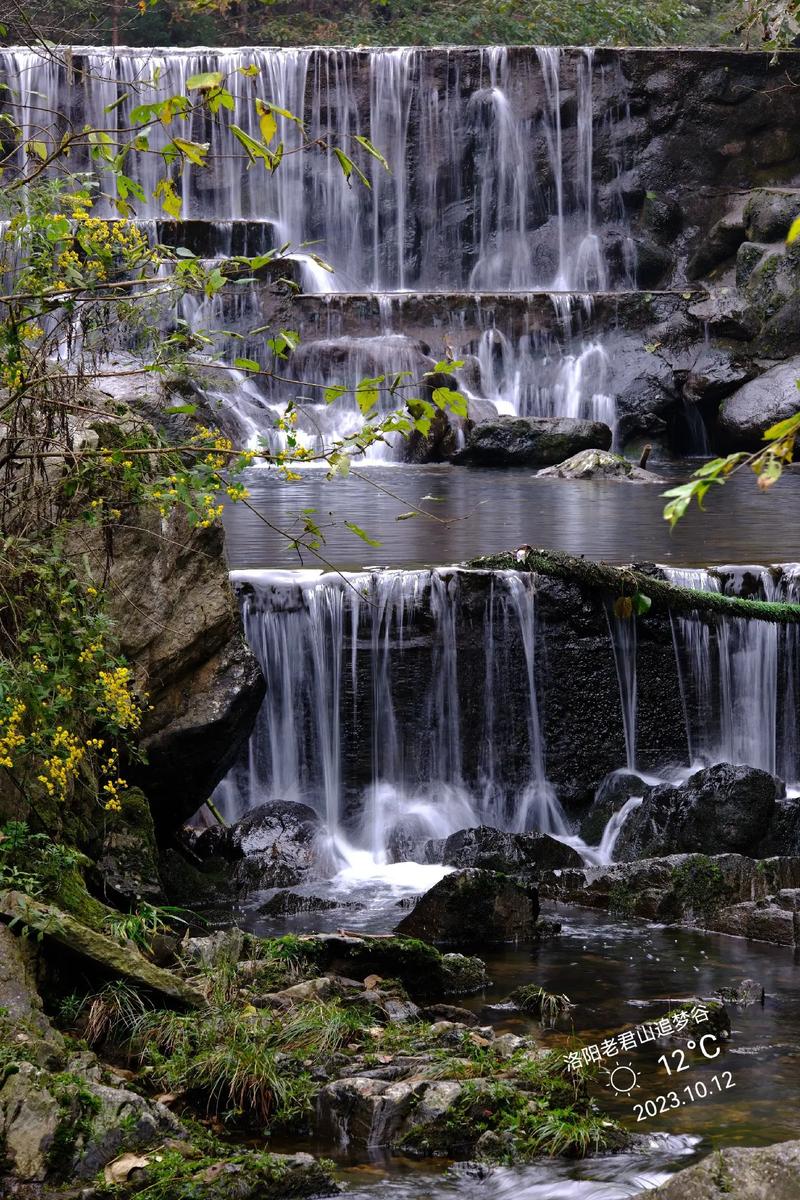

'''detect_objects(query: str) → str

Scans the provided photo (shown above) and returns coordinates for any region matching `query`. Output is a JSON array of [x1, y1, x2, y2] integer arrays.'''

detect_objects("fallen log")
[[467, 547, 800, 624]]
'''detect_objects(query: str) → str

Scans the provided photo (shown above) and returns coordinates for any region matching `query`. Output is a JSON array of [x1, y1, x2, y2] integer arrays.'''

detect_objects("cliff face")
[[73, 505, 265, 834]]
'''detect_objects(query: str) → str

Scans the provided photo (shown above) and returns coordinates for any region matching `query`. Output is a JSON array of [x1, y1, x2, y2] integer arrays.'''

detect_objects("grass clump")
[[131, 997, 374, 1128], [398, 1054, 624, 1163], [510, 984, 573, 1026]]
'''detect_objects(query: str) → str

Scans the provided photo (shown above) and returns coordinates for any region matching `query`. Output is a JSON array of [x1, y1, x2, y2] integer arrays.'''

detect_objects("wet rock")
[[195, 800, 321, 891], [439, 952, 492, 995], [430, 826, 583, 876], [94, 786, 163, 905], [719, 358, 800, 449], [631, 237, 674, 286], [420, 1004, 480, 1026], [81, 505, 266, 834], [317, 1077, 422, 1149], [579, 771, 649, 844], [452, 416, 611, 467], [744, 188, 800, 242], [716, 978, 764, 1006], [537, 449, 665, 482], [402, 408, 460, 464], [688, 293, 758, 340], [631, 1138, 800, 1198], [257, 891, 363, 917], [687, 212, 745, 278], [615, 764, 783, 861], [540, 852, 800, 945], [394, 868, 539, 945]]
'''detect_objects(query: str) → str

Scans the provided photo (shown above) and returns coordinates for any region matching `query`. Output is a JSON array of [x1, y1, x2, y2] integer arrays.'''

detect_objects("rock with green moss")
[[0, 891, 205, 1006], [395, 869, 539, 946], [95, 786, 163, 905], [537, 449, 665, 482], [540, 853, 800, 946], [0, 1061, 182, 1188], [633, 1140, 800, 1199], [0, 925, 65, 1067]]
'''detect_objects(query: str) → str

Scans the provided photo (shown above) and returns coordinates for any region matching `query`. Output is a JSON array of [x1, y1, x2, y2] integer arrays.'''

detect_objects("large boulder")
[[452, 416, 611, 467], [0, 1061, 182, 1186], [427, 826, 583, 874], [615, 764, 783, 861], [0, 926, 65, 1067], [537, 449, 664, 482], [77, 505, 265, 834], [719, 358, 800, 449], [395, 869, 539, 945], [195, 800, 322, 891], [633, 1138, 800, 1199]]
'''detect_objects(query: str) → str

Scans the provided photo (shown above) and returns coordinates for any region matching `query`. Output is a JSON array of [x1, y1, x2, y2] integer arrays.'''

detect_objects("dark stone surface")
[[429, 826, 583, 874], [453, 416, 612, 467], [615, 764, 784, 861], [195, 800, 322, 891], [719, 357, 800, 448], [395, 869, 539, 945]]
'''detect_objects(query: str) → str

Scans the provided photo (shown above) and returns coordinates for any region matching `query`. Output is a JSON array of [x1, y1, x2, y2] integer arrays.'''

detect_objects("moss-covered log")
[[467, 548, 800, 624]]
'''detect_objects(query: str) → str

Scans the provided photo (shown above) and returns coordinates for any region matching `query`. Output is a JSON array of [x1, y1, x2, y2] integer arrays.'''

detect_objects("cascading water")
[[664, 564, 800, 787], [212, 568, 570, 868], [0, 44, 627, 294], [0, 44, 634, 451]]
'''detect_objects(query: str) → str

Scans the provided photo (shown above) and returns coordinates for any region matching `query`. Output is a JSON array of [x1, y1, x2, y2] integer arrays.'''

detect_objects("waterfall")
[[664, 565, 800, 786], [607, 608, 638, 771], [213, 568, 567, 864], [0, 45, 623, 294]]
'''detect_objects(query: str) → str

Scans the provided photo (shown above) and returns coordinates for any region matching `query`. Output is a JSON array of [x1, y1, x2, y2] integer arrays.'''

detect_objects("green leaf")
[[431, 359, 464, 372], [164, 403, 198, 415], [186, 71, 224, 90], [334, 147, 371, 189], [234, 358, 261, 372], [787, 215, 800, 245], [353, 134, 390, 172], [230, 123, 275, 169], [763, 413, 800, 441], [355, 376, 384, 416], [631, 592, 652, 616], [324, 385, 348, 404], [345, 520, 382, 547], [432, 387, 467, 418], [172, 137, 210, 166]]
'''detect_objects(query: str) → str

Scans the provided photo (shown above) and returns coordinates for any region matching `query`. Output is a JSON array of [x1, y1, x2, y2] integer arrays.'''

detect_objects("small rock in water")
[[716, 978, 765, 1006]]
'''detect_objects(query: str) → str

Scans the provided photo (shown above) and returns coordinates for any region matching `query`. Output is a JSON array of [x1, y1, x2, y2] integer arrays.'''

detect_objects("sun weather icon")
[[604, 1062, 641, 1095]]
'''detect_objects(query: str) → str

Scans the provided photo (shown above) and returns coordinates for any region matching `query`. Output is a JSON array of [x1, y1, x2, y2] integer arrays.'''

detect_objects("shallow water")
[[243, 895, 800, 1198], [223, 463, 800, 570]]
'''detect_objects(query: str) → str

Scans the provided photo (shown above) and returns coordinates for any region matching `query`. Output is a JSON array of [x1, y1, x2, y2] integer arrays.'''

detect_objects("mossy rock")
[[96, 787, 163, 905]]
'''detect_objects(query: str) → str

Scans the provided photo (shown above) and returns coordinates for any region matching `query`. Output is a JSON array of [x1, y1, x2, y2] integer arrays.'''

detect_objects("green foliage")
[[130, 997, 372, 1127], [0, 821, 80, 897], [510, 983, 573, 1026], [17, 0, 732, 48], [671, 855, 728, 915], [103, 902, 192, 950], [400, 1055, 623, 1161]]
